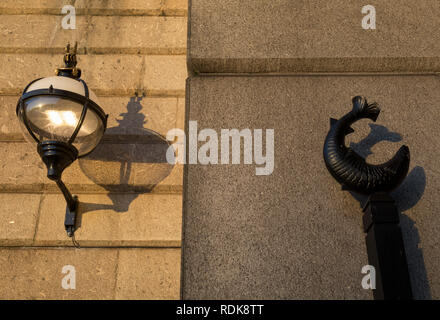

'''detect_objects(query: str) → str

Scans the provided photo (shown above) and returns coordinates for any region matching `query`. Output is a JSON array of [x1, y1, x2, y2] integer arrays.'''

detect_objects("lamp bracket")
[[65, 195, 78, 237], [37, 141, 80, 240]]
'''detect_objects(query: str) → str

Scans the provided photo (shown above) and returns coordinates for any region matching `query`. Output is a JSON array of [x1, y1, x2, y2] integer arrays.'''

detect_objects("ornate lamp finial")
[[56, 42, 81, 78]]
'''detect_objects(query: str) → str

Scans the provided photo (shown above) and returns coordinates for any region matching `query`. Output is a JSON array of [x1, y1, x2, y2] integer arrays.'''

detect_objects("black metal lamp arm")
[[55, 179, 78, 238], [56, 179, 76, 211], [37, 141, 80, 238]]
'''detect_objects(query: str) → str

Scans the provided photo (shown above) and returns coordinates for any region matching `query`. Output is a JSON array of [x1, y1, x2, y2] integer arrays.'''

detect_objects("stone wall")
[[0, 0, 187, 299], [182, 0, 440, 299]]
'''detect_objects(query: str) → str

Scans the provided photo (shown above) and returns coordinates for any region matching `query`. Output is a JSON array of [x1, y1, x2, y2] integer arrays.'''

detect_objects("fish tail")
[[351, 96, 381, 122]]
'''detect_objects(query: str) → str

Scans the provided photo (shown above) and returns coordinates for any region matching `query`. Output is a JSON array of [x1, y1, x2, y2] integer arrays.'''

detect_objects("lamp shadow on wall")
[[348, 123, 430, 300], [76, 95, 175, 215]]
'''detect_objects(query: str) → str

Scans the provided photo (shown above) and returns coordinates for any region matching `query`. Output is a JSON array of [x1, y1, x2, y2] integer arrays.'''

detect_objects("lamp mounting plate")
[[65, 195, 78, 237]]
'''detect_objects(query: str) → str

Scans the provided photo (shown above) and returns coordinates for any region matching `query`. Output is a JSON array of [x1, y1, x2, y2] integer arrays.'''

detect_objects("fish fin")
[[330, 118, 338, 127], [345, 126, 355, 135], [341, 184, 350, 191]]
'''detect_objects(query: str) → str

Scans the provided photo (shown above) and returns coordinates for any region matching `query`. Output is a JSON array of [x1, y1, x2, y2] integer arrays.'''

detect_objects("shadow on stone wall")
[[350, 123, 402, 158], [76, 96, 175, 216], [349, 124, 430, 299]]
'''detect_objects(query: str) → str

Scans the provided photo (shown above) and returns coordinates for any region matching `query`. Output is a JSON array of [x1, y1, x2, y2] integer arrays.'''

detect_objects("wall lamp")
[[16, 43, 108, 239]]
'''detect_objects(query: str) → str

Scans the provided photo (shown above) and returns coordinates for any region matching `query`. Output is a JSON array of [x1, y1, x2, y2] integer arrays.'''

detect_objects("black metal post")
[[362, 193, 413, 299]]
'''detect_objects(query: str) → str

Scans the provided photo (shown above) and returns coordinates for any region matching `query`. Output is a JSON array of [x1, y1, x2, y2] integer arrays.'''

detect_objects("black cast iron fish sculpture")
[[323, 96, 410, 195]]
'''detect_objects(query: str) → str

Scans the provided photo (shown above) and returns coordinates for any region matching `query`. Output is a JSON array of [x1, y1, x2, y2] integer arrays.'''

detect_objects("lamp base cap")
[[37, 141, 78, 181]]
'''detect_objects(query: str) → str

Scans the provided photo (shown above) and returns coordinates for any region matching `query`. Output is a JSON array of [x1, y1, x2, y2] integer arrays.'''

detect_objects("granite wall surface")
[[182, 75, 439, 299]]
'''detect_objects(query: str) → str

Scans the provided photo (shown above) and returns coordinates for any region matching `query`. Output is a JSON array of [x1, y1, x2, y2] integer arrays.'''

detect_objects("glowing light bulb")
[[46, 110, 77, 127], [47, 110, 63, 125], [62, 111, 77, 126]]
